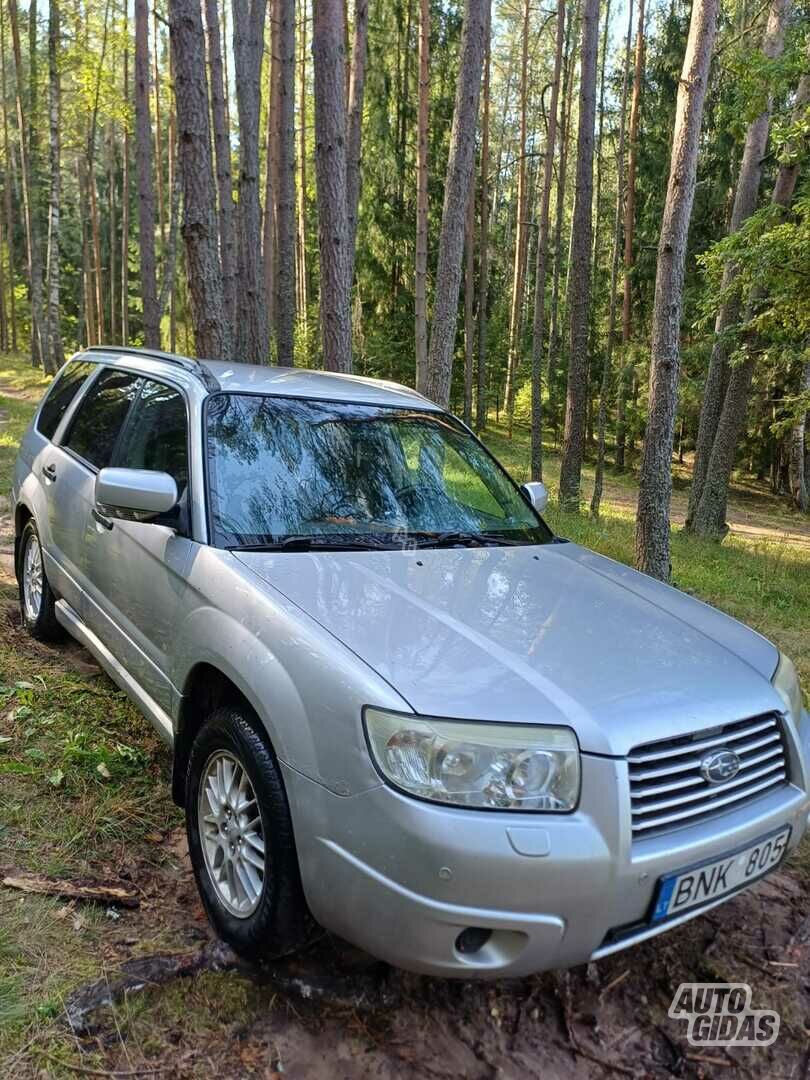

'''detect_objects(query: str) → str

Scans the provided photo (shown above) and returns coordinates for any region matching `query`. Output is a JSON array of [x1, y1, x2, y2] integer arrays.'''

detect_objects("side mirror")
[[95, 468, 178, 518], [521, 480, 548, 513]]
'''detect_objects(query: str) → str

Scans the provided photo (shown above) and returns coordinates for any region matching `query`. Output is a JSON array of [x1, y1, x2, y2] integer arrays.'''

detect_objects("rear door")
[[40, 366, 142, 615], [80, 377, 195, 712]]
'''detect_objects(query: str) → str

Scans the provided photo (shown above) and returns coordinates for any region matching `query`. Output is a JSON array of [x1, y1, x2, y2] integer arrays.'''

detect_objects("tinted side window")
[[114, 380, 189, 492], [36, 360, 95, 439], [64, 370, 142, 469]]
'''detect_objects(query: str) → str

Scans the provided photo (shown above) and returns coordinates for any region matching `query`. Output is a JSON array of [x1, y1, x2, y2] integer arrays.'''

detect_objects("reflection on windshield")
[[205, 394, 552, 548]]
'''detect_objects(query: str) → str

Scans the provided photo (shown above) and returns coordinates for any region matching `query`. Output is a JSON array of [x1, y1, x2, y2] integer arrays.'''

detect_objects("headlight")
[[364, 708, 580, 811], [772, 651, 802, 725]]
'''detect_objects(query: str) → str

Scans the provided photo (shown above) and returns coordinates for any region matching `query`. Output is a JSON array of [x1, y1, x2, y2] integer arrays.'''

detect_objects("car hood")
[[234, 542, 781, 756]]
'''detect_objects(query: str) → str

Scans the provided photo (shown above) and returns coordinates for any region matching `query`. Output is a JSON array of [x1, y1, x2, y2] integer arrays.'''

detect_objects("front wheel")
[[185, 705, 314, 961], [17, 520, 63, 642]]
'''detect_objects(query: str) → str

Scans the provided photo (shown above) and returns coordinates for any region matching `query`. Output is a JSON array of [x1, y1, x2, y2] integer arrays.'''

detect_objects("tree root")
[[64, 939, 397, 1035]]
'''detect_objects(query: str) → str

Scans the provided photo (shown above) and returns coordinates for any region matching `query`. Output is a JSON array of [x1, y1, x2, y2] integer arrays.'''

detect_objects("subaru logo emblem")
[[700, 748, 741, 785]]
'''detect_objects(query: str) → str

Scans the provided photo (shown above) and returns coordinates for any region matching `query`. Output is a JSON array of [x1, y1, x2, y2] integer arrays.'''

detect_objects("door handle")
[[92, 507, 114, 531], [42, 463, 57, 482]]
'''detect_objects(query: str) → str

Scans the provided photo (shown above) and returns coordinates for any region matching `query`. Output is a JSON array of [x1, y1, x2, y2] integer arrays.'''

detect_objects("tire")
[[185, 704, 315, 961], [17, 519, 63, 643]]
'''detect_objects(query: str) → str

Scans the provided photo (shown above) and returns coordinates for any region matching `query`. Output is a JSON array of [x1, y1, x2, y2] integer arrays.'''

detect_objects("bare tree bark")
[[169, 0, 230, 358], [503, 0, 530, 434], [635, 0, 718, 581], [414, 0, 430, 393], [264, 2, 279, 337], [153, 12, 166, 251], [686, 0, 791, 529], [121, 6, 130, 344], [204, 0, 236, 348], [233, 0, 269, 362], [789, 360, 809, 512], [135, 0, 160, 347], [463, 179, 475, 426], [689, 61, 808, 540], [423, 0, 489, 409], [475, 22, 491, 431], [346, 0, 368, 291], [1, 10, 17, 352], [558, 0, 599, 510], [615, 0, 645, 469], [590, 0, 633, 516], [276, 0, 297, 365], [297, 6, 309, 335], [312, 0, 352, 372], [45, 0, 62, 372], [529, 0, 565, 480], [9, 0, 48, 367]]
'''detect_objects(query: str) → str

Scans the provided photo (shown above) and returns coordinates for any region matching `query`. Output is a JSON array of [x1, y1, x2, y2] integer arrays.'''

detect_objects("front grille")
[[628, 713, 788, 838]]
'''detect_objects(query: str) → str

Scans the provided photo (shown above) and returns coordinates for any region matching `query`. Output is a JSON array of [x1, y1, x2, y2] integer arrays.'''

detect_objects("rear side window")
[[64, 369, 142, 469], [114, 379, 189, 494], [36, 360, 95, 439]]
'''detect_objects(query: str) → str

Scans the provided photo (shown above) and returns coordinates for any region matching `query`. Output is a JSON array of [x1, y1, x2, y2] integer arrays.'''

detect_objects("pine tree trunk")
[[414, 0, 430, 392], [615, 0, 644, 469], [789, 362, 808, 512], [9, 0, 48, 367], [169, 0, 230, 358], [475, 23, 491, 432], [233, 0, 269, 363], [503, 0, 530, 434], [264, 3, 279, 337], [558, 0, 599, 510], [530, 0, 565, 481], [423, 0, 489, 409], [276, 0, 297, 365], [45, 0, 62, 372], [346, 0, 368, 291], [108, 123, 117, 342], [312, 0, 352, 372], [1, 11, 17, 352], [153, 13, 166, 252], [686, 0, 791, 529], [121, 14, 130, 344], [463, 180, 475, 426], [635, 0, 718, 581], [690, 62, 808, 539], [297, 7, 308, 336], [590, 0, 633, 516], [134, 0, 160, 347], [204, 0, 236, 348]]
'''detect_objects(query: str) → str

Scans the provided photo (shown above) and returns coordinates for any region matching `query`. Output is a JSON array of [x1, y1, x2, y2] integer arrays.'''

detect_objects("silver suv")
[[11, 347, 810, 977]]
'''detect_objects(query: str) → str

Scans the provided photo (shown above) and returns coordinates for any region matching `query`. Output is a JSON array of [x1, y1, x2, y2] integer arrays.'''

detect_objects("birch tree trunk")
[[346, 0, 368, 291], [169, 0, 230, 358], [423, 0, 489, 409], [45, 0, 62, 372], [475, 22, 491, 431], [791, 361, 809, 512], [233, 0, 269, 363], [503, 0, 530, 434], [590, 0, 633, 516], [204, 0, 236, 348], [312, 0, 352, 372], [635, 0, 718, 581], [414, 0, 430, 393], [530, 0, 565, 481], [615, 0, 644, 469], [276, 0, 297, 365], [134, 0, 160, 347], [9, 0, 48, 368], [558, 0, 599, 510], [686, 0, 791, 529]]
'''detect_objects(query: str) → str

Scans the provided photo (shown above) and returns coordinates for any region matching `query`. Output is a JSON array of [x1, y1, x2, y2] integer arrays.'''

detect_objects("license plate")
[[651, 825, 791, 923]]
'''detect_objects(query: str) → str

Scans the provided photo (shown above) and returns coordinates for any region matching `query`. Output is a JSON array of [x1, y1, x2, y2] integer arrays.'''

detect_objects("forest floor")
[[1, 353, 809, 1078]]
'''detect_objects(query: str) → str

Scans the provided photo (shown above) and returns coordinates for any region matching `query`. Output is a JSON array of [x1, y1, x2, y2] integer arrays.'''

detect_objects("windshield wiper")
[[227, 534, 402, 552], [409, 530, 528, 549]]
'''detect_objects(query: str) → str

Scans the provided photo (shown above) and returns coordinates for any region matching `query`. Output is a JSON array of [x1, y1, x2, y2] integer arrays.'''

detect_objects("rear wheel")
[[17, 520, 63, 642], [185, 705, 314, 960]]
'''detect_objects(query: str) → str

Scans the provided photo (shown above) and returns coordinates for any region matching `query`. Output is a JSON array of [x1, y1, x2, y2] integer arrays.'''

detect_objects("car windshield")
[[205, 393, 553, 549]]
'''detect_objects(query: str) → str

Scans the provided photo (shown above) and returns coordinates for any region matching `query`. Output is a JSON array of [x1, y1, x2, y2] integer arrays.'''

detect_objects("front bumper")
[[282, 713, 810, 978]]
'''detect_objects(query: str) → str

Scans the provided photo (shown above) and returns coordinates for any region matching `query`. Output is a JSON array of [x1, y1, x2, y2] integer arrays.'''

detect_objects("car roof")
[[80, 347, 442, 412]]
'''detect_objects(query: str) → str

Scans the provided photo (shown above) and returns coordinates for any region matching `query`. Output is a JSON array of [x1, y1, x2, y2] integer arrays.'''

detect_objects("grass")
[[0, 352, 809, 1073]]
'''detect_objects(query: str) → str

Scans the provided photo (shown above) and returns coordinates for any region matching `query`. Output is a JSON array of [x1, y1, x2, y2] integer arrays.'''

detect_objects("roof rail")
[[84, 345, 221, 393]]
